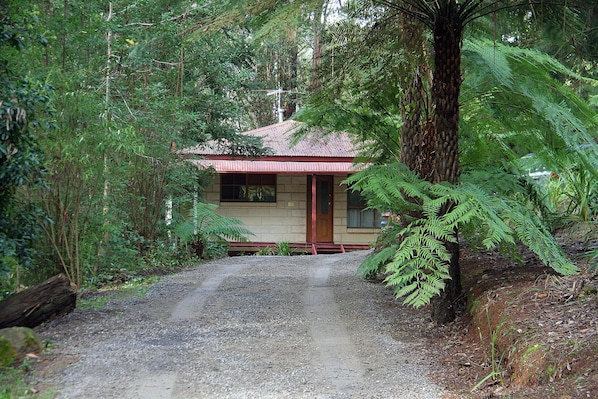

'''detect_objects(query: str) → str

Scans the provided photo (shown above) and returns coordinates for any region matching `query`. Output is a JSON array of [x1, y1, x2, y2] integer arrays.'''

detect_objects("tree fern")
[[173, 202, 254, 250], [462, 38, 598, 175], [349, 163, 579, 307], [384, 218, 453, 307], [356, 244, 397, 280]]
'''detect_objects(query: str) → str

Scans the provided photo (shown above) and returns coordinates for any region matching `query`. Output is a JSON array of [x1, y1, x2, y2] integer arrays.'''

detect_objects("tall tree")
[[295, 0, 596, 323], [13, 0, 266, 288], [0, 0, 52, 292]]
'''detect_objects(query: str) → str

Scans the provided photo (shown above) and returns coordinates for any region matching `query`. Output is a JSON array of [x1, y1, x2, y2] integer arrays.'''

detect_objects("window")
[[347, 190, 380, 228], [221, 174, 276, 202]]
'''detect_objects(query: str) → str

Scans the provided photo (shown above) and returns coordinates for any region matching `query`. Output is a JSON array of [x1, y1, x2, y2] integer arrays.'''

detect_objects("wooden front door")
[[307, 175, 334, 243]]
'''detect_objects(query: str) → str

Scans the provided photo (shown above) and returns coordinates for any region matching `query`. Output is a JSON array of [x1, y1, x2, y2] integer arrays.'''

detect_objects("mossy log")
[[0, 274, 76, 329]]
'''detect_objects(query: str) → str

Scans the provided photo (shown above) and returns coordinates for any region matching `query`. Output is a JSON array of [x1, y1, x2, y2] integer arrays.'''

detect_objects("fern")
[[344, 163, 430, 214], [173, 202, 254, 248], [385, 219, 453, 307], [462, 38, 598, 179], [350, 162, 579, 307], [356, 244, 397, 280]]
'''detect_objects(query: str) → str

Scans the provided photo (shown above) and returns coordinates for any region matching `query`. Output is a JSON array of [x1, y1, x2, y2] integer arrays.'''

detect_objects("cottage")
[[180, 120, 380, 254]]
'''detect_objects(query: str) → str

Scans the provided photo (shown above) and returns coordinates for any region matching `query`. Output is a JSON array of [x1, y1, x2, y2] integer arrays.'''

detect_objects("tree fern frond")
[[351, 158, 580, 307], [344, 163, 432, 212], [356, 244, 397, 279], [506, 202, 578, 275], [462, 38, 598, 173], [173, 202, 254, 246], [464, 39, 513, 87]]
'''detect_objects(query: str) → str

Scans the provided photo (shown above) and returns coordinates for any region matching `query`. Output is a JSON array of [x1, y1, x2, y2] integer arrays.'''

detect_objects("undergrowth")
[[0, 362, 54, 399]]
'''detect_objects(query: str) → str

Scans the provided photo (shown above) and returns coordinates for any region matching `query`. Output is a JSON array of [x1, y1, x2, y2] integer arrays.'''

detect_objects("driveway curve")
[[37, 251, 446, 398]]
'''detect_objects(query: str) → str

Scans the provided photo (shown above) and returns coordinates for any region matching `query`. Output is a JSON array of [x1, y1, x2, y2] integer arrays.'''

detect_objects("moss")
[[0, 337, 17, 367], [0, 327, 42, 365]]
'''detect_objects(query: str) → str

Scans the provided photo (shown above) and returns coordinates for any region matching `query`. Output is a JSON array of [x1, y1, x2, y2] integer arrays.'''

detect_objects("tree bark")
[[311, 7, 323, 93], [430, 240, 462, 323], [430, 0, 464, 323], [0, 274, 77, 329]]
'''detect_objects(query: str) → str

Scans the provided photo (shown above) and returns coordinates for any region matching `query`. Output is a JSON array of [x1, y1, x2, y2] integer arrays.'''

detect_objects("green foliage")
[[0, 256, 20, 300], [173, 202, 253, 258], [255, 242, 294, 256], [0, 362, 54, 399], [0, 2, 52, 289], [460, 39, 598, 190], [275, 242, 292, 256], [346, 163, 578, 307], [5, 0, 269, 289], [79, 275, 159, 309], [356, 244, 397, 280]]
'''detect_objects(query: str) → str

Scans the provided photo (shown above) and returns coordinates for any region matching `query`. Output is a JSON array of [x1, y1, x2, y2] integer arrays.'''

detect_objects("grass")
[[471, 309, 507, 392], [2, 275, 163, 398], [78, 275, 160, 310], [0, 362, 54, 399]]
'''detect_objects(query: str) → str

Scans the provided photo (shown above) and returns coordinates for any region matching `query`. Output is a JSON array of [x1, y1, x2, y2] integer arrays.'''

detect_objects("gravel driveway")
[[37, 251, 446, 398]]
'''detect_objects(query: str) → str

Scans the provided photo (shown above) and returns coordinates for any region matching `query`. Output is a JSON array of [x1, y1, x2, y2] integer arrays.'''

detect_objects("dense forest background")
[[1, 0, 597, 305], [1, 0, 300, 293]]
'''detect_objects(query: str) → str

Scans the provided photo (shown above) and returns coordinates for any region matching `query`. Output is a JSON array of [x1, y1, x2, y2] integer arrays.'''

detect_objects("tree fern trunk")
[[432, 1, 462, 184], [399, 10, 434, 234], [399, 7, 431, 178], [430, 0, 464, 324]]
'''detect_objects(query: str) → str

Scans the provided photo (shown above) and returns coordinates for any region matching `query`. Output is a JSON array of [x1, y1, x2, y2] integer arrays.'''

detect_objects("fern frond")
[[354, 162, 579, 307], [344, 163, 432, 213], [173, 202, 254, 246], [383, 218, 454, 307], [356, 244, 397, 279], [506, 201, 578, 275], [462, 38, 598, 178]]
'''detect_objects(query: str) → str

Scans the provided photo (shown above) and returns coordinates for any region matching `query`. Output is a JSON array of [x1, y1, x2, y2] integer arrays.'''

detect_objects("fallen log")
[[0, 274, 76, 329]]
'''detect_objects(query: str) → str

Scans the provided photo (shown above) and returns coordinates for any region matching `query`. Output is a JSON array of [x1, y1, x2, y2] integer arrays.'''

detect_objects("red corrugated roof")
[[190, 159, 365, 174], [180, 120, 360, 158], [181, 120, 365, 174]]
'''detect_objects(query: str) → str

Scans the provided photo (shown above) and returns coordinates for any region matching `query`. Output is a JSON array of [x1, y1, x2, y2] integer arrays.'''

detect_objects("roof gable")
[[181, 120, 359, 159], [180, 121, 363, 174]]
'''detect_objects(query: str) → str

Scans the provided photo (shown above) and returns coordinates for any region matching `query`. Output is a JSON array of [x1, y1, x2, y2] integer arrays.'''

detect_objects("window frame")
[[347, 190, 380, 228], [220, 173, 277, 203]]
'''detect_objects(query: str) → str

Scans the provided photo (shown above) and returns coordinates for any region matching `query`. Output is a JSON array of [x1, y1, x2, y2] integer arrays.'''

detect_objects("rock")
[[0, 335, 17, 367], [0, 327, 43, 366]]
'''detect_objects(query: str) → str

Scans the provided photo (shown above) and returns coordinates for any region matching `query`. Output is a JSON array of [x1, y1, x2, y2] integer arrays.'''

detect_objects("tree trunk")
[[311, 7, 323, 93], [430, 1, 464, 323], [398, 7, 434, 233], [284, 32, 298, 119], [0, 274, 77, 329], [430, 240, 462, 323], [400, 72, 434, 181]]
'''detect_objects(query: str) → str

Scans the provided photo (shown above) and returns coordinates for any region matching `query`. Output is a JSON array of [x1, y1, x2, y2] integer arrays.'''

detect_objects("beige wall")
[[204, 174, 379, 245], [332, 175, 380, 245]]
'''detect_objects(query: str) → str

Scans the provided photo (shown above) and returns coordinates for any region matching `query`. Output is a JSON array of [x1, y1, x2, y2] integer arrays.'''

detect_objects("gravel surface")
[[37, 251, 447, 398]]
